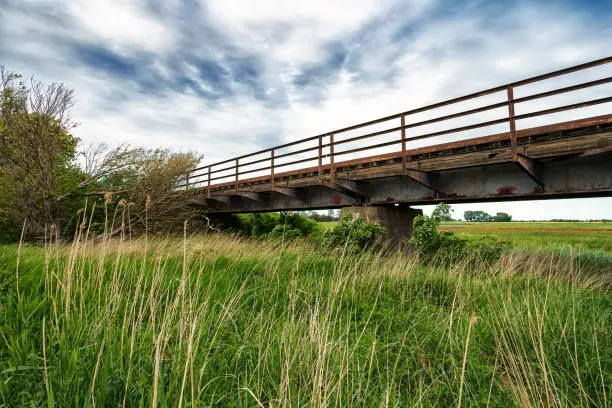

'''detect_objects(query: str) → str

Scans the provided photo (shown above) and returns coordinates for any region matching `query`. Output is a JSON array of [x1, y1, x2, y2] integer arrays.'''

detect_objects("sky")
[[1, 0, 611, 220]]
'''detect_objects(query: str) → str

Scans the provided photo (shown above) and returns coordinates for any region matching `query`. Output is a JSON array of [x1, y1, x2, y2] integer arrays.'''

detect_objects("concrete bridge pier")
[[340, 205, 423, 248]]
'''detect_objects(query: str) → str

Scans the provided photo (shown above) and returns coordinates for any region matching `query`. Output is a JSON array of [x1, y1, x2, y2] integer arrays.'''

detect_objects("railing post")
[[271, 149, 275, 188], [235, 158, 239, 191], [329, 133, 335, 183], [507, 85, 517, 161], [318, 135, 323, 182], [185, 171, 190, 190], [401, 113, 407, 173], [207, 166, 211, 198]]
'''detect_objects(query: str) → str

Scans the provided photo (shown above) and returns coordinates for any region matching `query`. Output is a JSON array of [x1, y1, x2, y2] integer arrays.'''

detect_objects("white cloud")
[[3, 0, 175, 56], [64, 0, 176, 54]]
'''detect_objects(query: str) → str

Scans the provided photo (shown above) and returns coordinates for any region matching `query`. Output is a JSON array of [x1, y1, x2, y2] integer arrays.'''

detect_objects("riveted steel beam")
[[515, 154, 542, 187], [319, 179, 367, 199]]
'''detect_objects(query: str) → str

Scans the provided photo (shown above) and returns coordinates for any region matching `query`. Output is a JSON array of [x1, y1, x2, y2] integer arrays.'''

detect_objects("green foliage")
[[268, 212, 319, 240], [234, 212, 319, 240], [322, 213, 385, 252], [464, 210, 491, 222], [412, 204, 508, 265], [411, 214, 467, 264], [236, 213, 281, 237], [1, 66, 84, 241], [492, 212, 512, 222], [432, 202, 453, 221], [464, 210, 512, 222], [466, 235, 508, 265]]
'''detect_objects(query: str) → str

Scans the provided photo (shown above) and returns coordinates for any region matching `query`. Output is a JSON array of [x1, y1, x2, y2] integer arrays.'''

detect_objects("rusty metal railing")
[[178, 56, 612, 196]]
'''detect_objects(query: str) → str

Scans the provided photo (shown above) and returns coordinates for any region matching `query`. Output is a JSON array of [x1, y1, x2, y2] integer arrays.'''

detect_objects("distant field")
[[319, 220, 339, 230], [439, 221, 612, 252]]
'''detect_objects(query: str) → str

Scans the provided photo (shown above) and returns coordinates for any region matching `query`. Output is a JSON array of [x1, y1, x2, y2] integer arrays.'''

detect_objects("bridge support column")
[[340, 205, 423, 247]]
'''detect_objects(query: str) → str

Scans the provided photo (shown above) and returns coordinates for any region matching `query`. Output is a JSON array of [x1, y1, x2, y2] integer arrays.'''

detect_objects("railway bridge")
[[180, 57, 612, 243]]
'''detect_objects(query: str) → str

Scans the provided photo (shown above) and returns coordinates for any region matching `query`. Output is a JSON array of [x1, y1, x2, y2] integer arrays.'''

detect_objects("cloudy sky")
[[1, 0, 611, 220]]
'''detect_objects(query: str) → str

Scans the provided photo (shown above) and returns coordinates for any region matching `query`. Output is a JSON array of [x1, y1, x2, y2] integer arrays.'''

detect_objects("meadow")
[[438, 222, 612, 252], [1, 232, 610, 407]]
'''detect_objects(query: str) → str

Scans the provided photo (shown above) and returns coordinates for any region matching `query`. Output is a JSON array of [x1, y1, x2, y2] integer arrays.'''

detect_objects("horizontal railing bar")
[[336, 116, 511, 154], [391, 77, 612, 135], [514, 96, 612, 120], [405, 117, 511, 143], [334, 140, 402, 157], [191, 138, 322, 172], [209, 173, 241, 182], [324, 86, 508, 140], [274, 144, 321, 160], [273, 156, 318, 169], [187, 56, 611, 175], [514, 76, 612, 104], [333, 126, 403, 147], [238, 165, 274, 176], [325, 77, 612, 148], [404, 101, 510, 130], [177, 179, 204, 188], [235, 156, 271, 168], [190, 97, 612, 182], [207, 164, 237, 175], [510, 56, 612, 88]]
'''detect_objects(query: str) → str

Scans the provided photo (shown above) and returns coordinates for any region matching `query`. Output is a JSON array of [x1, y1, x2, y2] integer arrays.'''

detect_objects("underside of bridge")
[[187, 116, 612, 242]]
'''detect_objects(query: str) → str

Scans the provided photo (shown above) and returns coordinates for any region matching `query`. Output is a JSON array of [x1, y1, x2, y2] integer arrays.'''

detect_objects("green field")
[[319, 220, 339, 230], [1, 235, 610, 407], [439, 222, 612, 252]]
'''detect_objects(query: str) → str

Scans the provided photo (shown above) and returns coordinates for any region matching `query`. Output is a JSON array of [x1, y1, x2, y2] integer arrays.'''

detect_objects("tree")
[[464, 210, 491, 222], [463, 210, 511, 222], [492, 212, 512, 222], [0, 65, 80, 240], [0, 66, 204, 242], [82, 145, 202, 236], [432, 203, 453, 221]]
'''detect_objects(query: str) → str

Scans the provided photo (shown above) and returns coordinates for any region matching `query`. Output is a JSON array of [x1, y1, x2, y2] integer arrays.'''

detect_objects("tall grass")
[[0, 229, 609, 406]]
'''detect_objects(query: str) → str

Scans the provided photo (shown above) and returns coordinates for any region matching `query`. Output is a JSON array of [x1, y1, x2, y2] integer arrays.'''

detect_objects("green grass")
[[319, 220, 339, 230], [0, 235, 610, 407], [439, 222, 612, 252]]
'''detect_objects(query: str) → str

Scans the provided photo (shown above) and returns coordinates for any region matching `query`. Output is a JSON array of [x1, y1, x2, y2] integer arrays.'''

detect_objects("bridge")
[[181, 57, 612, 242]]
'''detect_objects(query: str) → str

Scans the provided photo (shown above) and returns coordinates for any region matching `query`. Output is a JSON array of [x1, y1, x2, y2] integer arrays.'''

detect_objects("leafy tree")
[[432, 202, 453, 221], [492, 212, 512, 222], [0, 65, 81, 241], [0, 66, 204, 241], [464, 210, 492, 222], [82, 146, 202, 237], [464, 210, 512, 222]]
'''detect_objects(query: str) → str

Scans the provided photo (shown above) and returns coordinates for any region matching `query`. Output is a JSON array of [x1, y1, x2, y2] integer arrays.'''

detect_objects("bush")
[[235, 212, 319, 240], [268, 212, 320, 240], [466, 235, 508, 265], [411, 204, 508, 266], [236, 213, 280, 237], [411, 214, 467, 264], [323, 213, 385, 252]]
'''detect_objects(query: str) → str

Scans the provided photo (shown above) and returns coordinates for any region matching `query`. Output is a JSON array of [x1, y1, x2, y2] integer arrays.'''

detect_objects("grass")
[[0, 232, 610, 407], [319, 221, 339, 231], [439, 222, 612, 252]]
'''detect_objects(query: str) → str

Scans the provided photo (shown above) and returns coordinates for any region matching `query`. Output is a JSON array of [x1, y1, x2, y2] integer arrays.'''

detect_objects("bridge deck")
[[203, 114, 612, 194]]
